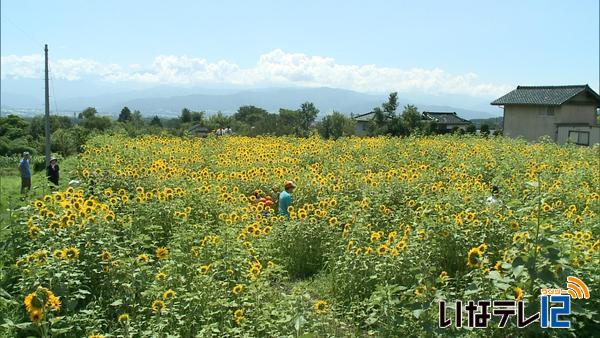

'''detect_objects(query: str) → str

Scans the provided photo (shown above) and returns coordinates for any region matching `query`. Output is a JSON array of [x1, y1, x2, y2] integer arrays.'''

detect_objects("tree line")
[[0, 92, 494, 157]]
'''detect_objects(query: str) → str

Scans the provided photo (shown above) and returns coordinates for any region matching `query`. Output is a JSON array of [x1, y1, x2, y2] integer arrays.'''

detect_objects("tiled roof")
[[491, 85, 600, 106], [353, 112, 377, 122], [422, 112, 471, 125]]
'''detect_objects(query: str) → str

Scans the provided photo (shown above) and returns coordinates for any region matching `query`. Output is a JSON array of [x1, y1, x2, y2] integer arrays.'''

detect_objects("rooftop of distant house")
[[353, 111, 377, 122], [422, 111, 471, 125], [491, 85, 600, 107]]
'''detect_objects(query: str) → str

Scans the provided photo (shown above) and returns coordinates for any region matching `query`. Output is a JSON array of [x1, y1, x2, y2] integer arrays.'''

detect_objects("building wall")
[[503, 101, 598, 142], [555, 104, 597, 124], [503, 105, 557, 141], [557, 125, 600, 145], [355, 121, 369, 136]]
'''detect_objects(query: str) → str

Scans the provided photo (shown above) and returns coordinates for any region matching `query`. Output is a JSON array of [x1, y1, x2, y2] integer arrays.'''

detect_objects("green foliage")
[[78, 107, 112, 131], [318, 111, 356, 139], [205, 112, 233, 130], [298, 102, 319, 137], [277, 108, 300, 136], [117, 106, 132, 123], [270, 218, 339, 279], [480, 124, 490, 135], [1, 135, 598, 337], [0, 114, 29, 139], [149, 115, 162, 127], [51, 126, 88, 156], [180, 108, 192, 123], [234, 105, 269, 126], [29, 115, 73, 140], [382, 92, 398, 117], [190, 111, 204, 123], [401, 104, 421, 132]]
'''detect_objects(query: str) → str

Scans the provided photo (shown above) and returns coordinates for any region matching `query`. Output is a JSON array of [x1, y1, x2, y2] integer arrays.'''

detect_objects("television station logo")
[[439, 276, 590, 329]]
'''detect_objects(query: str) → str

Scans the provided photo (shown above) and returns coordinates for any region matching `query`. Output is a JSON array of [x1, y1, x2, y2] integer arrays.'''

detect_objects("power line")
[[0, 13, 44, 46], [49, 64, 60, 116]]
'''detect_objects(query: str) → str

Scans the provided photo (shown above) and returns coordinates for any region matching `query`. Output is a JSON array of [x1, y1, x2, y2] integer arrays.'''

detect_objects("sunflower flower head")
[[313, 300, 329, 314]]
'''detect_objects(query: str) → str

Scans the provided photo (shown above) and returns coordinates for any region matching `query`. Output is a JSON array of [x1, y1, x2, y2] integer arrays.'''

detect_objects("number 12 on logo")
[[540, 295, 570, 329]]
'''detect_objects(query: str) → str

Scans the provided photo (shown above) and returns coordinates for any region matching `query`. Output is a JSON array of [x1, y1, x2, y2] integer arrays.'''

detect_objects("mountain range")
[[1, 85, 502, 119]]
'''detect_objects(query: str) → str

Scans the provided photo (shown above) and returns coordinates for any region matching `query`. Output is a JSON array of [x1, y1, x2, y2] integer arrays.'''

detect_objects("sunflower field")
[[1, 134, 598, 337]]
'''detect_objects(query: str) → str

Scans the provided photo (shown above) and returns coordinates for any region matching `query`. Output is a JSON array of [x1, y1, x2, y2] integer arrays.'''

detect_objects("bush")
[[270, 218, 338, 279], [480, 124, 490, 135]]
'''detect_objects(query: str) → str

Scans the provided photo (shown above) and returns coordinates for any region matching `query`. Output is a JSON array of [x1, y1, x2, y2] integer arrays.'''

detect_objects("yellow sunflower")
[[514, 287, 524, 301], [232, 284, 244, 295], [162, 289, 176, 300], [118, 313, 129, 322], [376, 244, 389, 256], [313, 300, 329, 314], [155, 247, 169, 260], [151, 300, 166, 314], [467, 247, 482, 268]]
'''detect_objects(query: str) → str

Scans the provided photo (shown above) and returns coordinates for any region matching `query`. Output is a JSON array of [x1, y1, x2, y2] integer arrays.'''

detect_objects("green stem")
[[529, 172, 542, 297]]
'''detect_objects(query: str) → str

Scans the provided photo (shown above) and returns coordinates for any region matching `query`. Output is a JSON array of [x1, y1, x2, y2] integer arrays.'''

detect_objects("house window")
[[568, 131, 589, 146]]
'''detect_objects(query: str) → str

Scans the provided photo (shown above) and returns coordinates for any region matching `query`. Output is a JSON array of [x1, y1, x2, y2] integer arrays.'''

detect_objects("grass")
[[0, 156, 78, 250]]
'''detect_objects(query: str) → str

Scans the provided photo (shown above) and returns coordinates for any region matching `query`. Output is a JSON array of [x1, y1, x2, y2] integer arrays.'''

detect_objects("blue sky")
[[1, 0, 599, 99]]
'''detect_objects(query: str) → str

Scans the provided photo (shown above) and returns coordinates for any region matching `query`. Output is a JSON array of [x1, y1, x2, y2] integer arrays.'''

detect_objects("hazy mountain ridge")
[[1, 87, 500, 119]]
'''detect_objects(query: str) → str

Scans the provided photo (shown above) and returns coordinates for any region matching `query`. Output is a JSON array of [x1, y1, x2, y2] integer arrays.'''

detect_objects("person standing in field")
[[486, 185, 501, 206], [47, 157, 60, 187], [278, 180, 296, 218], [18, 152, 31, 196]]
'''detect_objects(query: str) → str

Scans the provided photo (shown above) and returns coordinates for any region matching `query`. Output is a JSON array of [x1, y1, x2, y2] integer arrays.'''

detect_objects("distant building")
[[421, 112, 472, 133], [353, 112, 378, 136], [491, 85, 600, 145], [189, 124, 210, 137]]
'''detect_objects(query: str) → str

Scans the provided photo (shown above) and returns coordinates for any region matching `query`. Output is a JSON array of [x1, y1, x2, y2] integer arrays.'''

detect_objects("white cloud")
[[1, 49, 511, 97]]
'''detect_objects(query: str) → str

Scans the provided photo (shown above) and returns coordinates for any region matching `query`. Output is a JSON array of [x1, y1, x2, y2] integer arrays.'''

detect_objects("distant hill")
[[1, 86, 500, 119], [115, 87, 497, 119]]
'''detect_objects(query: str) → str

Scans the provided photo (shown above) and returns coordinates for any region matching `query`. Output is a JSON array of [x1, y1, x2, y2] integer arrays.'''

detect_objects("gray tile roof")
[[353, 112, 377, 122], [422, 112, 471, 125], [491, 85, 600, 106]]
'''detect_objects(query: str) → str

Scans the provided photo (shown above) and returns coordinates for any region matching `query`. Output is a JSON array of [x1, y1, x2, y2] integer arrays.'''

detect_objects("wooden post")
[[44, 44, 51, 166]]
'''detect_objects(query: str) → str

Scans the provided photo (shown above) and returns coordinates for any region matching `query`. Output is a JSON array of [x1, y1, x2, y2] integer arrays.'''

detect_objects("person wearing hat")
[[278, 180, 296, 218], [47, 156, 60, 187], [18, 152, 31, 195]]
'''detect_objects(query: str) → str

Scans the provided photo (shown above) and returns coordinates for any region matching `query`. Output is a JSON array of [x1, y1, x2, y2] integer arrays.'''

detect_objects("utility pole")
[[44, 44, 51, 166]]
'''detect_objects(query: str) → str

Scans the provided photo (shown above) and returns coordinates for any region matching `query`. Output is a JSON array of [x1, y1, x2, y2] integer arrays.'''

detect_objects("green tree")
[[51, 126, 88, 155], [278, 108, 300, 136], [423, 120, 439, 135], [79, 107, 98, 120], [382, 92, 399, 118], [118, 106, 132, 122], [190, 111, 204, 124], [206, 111, 233, 130], [298, 102, 319, 137], [132, 110, 144, 126], [28, 115, 72, 140], [181, 108, 192, 123], [77, 107, 111, 131], [480, 124, 490, 136], [466, 124, 477, 134], [318, 111, 356, 139], [366, 92, 401, 136], [401, 104, 421, 133], [234, 105, 269, 126], [0, 114, 29, 140], [150, 115, 162, 127], [388, 116, 408, 136]]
